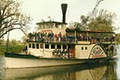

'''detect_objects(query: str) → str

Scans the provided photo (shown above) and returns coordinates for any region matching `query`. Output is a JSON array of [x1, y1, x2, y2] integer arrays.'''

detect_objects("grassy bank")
[[0, 45, 6, 55], [0, 44, 25, 55]]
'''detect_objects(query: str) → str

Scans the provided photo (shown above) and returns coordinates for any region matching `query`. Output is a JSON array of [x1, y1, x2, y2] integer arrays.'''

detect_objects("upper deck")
[[27, 20, 116, 45], [27, 28, 116, 45]]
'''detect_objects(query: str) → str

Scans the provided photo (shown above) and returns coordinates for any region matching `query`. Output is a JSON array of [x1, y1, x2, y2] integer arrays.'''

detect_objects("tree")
[[0, 0, 31, 38], [88, 10, 116, 32], [21, 36, 28, 44], [73, 0, 105, 31], [116, 33, 120, 44], [73, 0, 116, 32]]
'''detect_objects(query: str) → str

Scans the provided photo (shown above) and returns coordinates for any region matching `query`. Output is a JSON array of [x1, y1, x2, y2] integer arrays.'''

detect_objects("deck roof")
[[66, 28, 115, 34], [36, 21, 67, 25]]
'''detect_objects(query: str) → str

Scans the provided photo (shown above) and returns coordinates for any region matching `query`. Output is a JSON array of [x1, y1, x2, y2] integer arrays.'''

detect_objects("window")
[[29, 44, 31, 48], [45, 44, 49, 49], [36, 44, 39, 49], [85, 47, 87, 50], [57, 45, 61, 49], [32, 44, 35, 48], [81, 47, 84, 50], [51, 44, 55, 49], [40, 44, 43, 49], [63, 45, 66, 49]]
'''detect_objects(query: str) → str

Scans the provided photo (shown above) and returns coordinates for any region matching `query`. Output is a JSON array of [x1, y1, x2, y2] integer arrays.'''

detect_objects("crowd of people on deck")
[[52, 49, 73, 59], [28, 32, 115, 43], [28, 32, 91, 43]]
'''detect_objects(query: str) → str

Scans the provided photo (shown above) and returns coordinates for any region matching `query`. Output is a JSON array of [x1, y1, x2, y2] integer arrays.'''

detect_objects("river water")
[[0, 45, 120, 80]]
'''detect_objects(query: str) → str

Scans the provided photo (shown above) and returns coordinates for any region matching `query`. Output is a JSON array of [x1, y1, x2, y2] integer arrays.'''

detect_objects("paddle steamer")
[[4, 3, 117, 68]]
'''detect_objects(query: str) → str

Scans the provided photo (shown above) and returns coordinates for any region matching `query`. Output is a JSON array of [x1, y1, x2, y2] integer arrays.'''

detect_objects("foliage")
[[116, 33, 120, 44], [0, 0, 31, 38], [0, 39, 25, 55], [0, 45, 6, 55], [21, 36, 28, 44], [88, 10, 116, 32], [71, 9, 116, 32], [71, 0, 116, 32], [69, 16, 89, 31], [7, 44, 25, 53]]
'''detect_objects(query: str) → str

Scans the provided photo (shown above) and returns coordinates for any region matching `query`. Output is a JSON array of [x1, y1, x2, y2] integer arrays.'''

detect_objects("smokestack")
[[61, 3, 68, 24]]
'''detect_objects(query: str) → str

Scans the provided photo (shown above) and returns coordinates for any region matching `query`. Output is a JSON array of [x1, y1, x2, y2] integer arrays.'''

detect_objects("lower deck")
[[25, 41, 117, 59]]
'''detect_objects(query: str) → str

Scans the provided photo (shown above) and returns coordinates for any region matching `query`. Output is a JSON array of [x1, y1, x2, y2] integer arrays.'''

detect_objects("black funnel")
[[61, 3, 67, 24]]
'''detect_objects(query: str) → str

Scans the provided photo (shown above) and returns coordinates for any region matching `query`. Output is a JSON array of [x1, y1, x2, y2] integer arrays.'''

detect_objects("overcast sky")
[[8, 0, 120, 40]]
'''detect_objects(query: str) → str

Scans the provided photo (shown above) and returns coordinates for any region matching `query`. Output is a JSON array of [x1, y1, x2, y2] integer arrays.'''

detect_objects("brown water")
[[0, 45, 120, 80]]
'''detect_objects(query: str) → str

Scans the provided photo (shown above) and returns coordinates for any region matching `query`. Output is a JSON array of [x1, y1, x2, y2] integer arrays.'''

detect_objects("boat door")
[[68, 44, 75, 58]]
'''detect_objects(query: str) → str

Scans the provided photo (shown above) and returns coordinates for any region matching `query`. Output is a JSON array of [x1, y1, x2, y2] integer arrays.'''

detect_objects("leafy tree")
[[72, 0, 105, 31], [69, 16, 89, 31], [0, 0, 31, 38], [116, 33, 120, 44], [88, 10, 116, 32], [72, 0, 116, 32], [21, 36, 28, 44]]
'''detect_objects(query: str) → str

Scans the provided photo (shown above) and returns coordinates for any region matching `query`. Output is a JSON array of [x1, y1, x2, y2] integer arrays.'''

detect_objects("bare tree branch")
[[0, 0, 31, 38], [92, 0, 104, 15], [0, 28, 20, 38], [78, 0, 104, 29]]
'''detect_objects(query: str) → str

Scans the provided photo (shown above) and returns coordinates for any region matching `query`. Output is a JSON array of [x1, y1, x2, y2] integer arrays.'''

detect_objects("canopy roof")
[[66, 28, 115, 34], [36, 21, 67, 25]]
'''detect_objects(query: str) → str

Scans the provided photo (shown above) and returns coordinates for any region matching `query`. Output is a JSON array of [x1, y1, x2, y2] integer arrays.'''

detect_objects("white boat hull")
[[5, 57, 86, 69]]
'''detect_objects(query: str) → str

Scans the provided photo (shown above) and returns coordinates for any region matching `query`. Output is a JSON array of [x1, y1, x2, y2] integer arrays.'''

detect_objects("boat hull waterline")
[[5, 56, 114, 69]]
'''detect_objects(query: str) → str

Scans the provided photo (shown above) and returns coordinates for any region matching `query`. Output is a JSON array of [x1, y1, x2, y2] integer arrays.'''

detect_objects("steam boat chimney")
[[61, 3, 68, 24]]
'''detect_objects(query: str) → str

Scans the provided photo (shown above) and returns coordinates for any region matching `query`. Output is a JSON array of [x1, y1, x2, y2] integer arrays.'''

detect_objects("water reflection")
[[3, 59, 118, 80], [0, 56, 5, 80], [117, 45, 120, 80]]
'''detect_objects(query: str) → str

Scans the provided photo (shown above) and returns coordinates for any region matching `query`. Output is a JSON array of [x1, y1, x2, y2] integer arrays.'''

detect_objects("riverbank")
[[0, 45, 25, 55]]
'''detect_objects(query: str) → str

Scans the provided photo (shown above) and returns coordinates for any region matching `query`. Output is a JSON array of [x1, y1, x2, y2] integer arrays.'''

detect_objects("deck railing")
[[27, 35, 115, 44]]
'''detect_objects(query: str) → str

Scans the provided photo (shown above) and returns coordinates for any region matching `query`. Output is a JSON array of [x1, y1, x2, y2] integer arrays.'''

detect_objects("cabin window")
[[63, 45, 66, 49], [45, 44, 49, 49], [57, 45, 61, 49], [81, 47, 84, 50], [29, 44, 31, 48], [85, 47, 87, 50], [51, 44, 55, 49], [32, 44, 35, 48], [40, 44, 43, 49], [36, 44, 39, 49]]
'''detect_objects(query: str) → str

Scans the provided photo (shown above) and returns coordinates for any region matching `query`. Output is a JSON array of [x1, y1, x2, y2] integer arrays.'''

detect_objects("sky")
[[7, 0, 120, 41]]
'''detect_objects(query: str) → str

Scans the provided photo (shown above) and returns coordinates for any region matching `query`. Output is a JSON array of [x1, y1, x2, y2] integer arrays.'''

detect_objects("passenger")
[[58, 36, 61, 42], [54, 34, 58, 42], [66, 33, 69, 42], [58, 32, 62, 42], [106, 37, 109, 42], [110, 45, 114, 54], [62, 34, 66, 42], [61, 49, 66, 58], [110, 35, 115, 42], [79, 34, 83, 41], [58, 49, 61, 58], [58, 32, 62, 38], [51, 32, 54, 42], [76, 34, 79, 41], [48, 32, 51, 42], [88, 37, 92, 42], [42, 32, 45, 42], [52, 49, 57, 56], [69, 48, 72, 58], [106, 48, 109, 56]]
